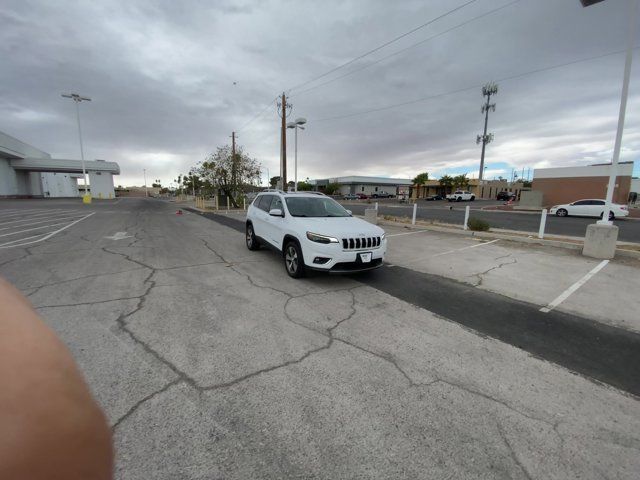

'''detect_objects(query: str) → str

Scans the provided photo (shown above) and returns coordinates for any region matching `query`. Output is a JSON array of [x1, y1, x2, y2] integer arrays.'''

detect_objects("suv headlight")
[[380, 233, 386, 241], [306, 232, 339, 244]]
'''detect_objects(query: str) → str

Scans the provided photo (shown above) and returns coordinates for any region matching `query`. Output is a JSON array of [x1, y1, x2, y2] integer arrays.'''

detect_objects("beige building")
[[411, 179, 526, 200]]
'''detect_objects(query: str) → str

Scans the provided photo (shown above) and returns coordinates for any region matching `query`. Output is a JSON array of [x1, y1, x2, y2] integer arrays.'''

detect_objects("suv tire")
[[284, 240, 305, 278], [470, 196, 475, 201], [246, 222, 260, 250]]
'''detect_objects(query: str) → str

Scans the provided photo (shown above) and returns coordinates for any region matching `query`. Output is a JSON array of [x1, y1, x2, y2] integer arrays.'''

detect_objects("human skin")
[[0, 277, 113, 480]]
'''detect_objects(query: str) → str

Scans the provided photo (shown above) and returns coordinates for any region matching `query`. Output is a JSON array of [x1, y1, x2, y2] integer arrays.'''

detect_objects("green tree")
[[324, 183, 341, 195], [270, 176, 281, 188], [296, 181, 313, 191], [452, 174, 470, 189], [198, 145, 261, 208], [438, 174, 454, 194], [412, 172, 429, 185]]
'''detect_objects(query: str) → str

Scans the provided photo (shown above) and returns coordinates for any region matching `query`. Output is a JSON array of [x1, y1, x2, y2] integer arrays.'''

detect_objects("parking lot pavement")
[[1, 198, 640, 479], [382, 224, 640, 333]]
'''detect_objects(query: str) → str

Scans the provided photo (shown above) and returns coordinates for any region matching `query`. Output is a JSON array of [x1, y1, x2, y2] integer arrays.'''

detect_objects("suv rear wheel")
[[246, 223, 260, 250], [284, 241, 305, 278]]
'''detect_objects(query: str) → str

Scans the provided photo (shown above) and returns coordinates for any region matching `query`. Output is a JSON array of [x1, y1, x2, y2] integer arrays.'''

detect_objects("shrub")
[[467, 217, 490, 231]]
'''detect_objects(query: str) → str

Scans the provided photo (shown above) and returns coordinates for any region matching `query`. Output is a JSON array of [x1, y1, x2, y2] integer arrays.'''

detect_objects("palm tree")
[[438, 175, 454, 195]]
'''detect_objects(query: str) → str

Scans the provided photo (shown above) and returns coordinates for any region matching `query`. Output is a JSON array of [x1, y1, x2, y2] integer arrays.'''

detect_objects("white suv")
[[245, 190, 387, 278]]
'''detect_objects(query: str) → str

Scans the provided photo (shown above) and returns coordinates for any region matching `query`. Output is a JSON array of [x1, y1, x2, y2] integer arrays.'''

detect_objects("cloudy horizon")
[[1, 0, 639, 187]]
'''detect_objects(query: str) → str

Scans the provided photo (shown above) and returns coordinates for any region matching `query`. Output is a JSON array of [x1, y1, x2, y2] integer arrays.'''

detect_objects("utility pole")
[[277, 92, 292, 189], [231, 131, 237, 196], [476, 83, 498, 182], [143, 169, 148, 197], [61, 93, 91, 202]]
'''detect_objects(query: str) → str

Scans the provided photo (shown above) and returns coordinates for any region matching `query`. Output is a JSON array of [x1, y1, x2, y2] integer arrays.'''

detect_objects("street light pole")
[[62, 93, 91, 201], [143, 169, 148, 197], [287, 118, 307, 192], [599, 0, 637, 225]]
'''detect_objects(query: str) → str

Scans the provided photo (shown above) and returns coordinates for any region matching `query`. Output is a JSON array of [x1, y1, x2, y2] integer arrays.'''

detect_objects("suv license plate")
[[359, 252, 372, 263]]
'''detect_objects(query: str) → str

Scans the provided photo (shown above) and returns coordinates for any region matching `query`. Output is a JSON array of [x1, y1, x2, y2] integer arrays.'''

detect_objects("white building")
[[311, 176, 413, 197], [0, 130, 120, 198]]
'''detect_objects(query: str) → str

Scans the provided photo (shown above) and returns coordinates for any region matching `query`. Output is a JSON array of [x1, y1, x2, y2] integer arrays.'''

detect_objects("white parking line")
[[386, 230, 431, 237], [0, 209, 75, 224], [431, 239, 499, 257], [0, 213, 84, 228], [0, 220, 83, 238], [0, 208, 65, 218], [0, 212, 95, 248], [540, 260, 609, 313]]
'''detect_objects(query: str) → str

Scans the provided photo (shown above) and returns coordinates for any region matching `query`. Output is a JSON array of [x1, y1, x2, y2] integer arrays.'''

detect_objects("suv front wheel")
[[284, 241, 305, 278], [246, 223, 260, 250]]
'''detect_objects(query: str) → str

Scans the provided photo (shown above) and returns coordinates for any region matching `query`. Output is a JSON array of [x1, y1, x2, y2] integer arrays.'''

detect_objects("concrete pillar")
[[582, 224, 619, 259], [364, 208, 378, 225]]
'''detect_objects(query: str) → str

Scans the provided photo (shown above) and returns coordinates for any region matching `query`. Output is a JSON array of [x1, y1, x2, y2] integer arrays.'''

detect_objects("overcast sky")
[[2, 0, 639, 186]]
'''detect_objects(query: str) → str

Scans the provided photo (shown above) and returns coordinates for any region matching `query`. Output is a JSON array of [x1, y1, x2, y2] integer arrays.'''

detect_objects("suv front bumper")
[[302, 238, 387, 273]]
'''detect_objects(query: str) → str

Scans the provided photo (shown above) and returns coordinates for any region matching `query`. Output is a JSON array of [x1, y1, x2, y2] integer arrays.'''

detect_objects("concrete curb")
[[373, 217, 640, 260]]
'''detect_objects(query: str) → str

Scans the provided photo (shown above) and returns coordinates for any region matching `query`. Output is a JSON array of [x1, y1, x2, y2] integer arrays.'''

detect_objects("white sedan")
[[549, 199, 629, 220]]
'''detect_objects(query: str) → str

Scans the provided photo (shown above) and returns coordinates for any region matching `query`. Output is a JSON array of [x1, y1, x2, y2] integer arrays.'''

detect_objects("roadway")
[[341, 201, 640, 242], [1, 197, 639, 479]]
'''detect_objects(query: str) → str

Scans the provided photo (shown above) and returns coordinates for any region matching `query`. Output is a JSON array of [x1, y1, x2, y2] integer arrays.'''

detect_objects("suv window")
[[269, 196, 284, 212], [256, 194, 273, 212]]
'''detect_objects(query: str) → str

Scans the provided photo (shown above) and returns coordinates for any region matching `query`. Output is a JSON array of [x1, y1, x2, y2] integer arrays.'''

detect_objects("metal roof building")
[[0, 130, 120, 198]]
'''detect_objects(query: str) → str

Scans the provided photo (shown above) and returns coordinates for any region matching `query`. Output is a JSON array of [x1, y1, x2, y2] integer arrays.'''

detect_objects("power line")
[[311, 46, 635, 123], [236, 95, 278, 133], [286, 0, 478, 94], [293, 0, 521, 97]]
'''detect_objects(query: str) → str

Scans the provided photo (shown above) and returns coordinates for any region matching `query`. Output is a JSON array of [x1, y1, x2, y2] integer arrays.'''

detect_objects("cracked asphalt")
[[1, 197, 640, 480]]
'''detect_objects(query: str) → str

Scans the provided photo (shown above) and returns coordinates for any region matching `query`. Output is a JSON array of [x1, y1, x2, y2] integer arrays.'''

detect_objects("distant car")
[[372, 191, 394, 198], [496, 191, 517, 201], [425, 195, 443, 201], [549, 199, 629, 220], [356, 193, 369, 199], [342, 193, 358, 200], [446, 191, 475, 202]]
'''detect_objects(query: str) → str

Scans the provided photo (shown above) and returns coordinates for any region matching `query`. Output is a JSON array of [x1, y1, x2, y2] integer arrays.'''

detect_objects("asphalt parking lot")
[[1, 197, 640, 480]]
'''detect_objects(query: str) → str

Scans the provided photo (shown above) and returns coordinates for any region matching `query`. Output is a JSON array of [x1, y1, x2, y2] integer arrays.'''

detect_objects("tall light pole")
[[476, 83, 498, 182], [143, 169, 148, 197], [584, 0, 636, 225], [287, 117, 307, 192], [62, 93, 91, 201]]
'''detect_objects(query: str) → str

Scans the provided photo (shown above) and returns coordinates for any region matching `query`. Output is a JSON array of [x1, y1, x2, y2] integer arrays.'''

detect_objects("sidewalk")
[[382, 222, 640, 334]]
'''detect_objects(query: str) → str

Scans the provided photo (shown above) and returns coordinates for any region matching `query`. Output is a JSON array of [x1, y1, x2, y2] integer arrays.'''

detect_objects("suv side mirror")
[[269, 208, 284, 217]]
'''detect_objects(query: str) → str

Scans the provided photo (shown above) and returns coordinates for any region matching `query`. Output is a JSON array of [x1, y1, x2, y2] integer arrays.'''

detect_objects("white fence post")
[[375, 202, 379, 211], [412, 203, 417, 225], [463, 205, 470, 231], [538, 208, 548, 239], [243, 197, 246, 211], [226, 196, 229, 212]]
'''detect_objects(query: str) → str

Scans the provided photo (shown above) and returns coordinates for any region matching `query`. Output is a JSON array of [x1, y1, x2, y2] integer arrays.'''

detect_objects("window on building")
[[375, 187, 378, 192], [361, 186, 364, 192]]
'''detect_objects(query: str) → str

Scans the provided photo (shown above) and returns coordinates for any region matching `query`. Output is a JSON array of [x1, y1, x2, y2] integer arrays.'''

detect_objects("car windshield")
[[285, 196, 351, 217]]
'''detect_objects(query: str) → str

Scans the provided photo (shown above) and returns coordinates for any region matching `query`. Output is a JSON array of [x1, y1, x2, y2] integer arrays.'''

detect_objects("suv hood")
[[301, 217, 385, 238]]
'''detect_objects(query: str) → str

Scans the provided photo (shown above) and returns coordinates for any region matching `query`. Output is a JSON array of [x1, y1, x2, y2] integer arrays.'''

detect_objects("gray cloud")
[[1, 0, 638, 186]]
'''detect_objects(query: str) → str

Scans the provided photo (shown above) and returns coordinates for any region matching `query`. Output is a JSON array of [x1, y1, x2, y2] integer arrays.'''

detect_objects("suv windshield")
[[285, 196, 351, 217]]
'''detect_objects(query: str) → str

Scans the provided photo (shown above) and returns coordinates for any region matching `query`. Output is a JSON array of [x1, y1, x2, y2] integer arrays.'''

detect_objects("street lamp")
[[143, 169, 148, 197], [287, 117, 307, 192], [62, 93, 91, 203]]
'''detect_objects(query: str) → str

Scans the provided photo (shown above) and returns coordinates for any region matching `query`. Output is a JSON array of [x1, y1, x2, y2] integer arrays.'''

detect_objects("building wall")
[[341, 184, 401, 196], [532, 176, 631, 206], [88, 171, 115, 198], [0, 158, 19, 196], [41, 172, 79, 197]]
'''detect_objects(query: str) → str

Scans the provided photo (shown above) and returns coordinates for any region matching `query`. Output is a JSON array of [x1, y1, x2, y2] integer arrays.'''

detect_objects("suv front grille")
[[342, 236, 381, 250]]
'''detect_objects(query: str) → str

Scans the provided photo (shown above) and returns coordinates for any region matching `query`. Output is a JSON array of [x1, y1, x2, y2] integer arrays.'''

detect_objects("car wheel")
[[456, 197, 462, 202], [599, 211, 615, 220], [556, 208, 568, 217], [284, 241, 305, 278], [470, 196, 475, 201], [246, 223, 260, 250]]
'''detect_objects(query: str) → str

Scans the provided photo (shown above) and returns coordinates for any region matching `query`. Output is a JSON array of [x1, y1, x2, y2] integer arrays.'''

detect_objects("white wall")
[[534, 163, 634, 179], [0, 158, 18, 196], [88, 171, 115, 198], [631, 178, 639, 194], [41, 172, 79, 197]]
